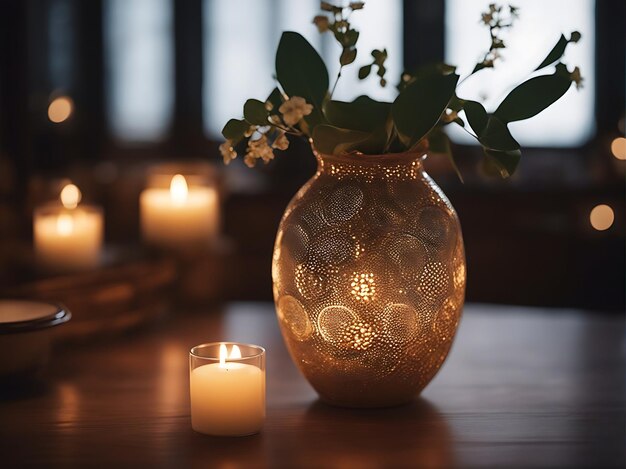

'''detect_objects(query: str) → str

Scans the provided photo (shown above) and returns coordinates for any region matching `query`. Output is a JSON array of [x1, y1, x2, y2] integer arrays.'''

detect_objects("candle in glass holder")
[[140, 174, 219, 250], [190, 342, 265, 436], [34, 184, 103, 273]]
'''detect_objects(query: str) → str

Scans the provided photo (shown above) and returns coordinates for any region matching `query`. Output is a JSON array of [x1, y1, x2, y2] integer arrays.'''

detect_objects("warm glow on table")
[[140, 174, 219, 250], [34, 184, 103, 273], [190, 343, 265, 437]]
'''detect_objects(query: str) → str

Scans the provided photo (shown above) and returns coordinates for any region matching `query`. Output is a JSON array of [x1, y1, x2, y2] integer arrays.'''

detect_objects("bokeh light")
[[610, 137, 626, 160], [589, 204, 614, 231], [48, 96, 74, 123]]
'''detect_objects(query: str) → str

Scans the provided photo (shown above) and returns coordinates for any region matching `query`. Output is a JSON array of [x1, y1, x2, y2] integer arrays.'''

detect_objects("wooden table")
[[1, 303, 624, 468]]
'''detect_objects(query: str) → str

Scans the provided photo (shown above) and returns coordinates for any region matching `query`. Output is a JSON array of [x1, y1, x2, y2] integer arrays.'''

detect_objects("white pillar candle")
[[190, 343, 265, 436], [34, 184, 103, 273], [140, 174, 219, 250]]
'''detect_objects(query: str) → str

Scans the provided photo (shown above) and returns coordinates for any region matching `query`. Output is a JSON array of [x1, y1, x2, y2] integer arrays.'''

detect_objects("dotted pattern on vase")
[[273, 157, 465, 406]]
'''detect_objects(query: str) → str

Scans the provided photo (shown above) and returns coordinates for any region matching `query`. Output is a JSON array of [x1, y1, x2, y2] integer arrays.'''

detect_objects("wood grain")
[[1, 303, 624, 468]]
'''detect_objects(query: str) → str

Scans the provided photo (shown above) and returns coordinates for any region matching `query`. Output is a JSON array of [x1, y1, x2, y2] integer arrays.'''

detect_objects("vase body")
[[272, 151, 465, 407]]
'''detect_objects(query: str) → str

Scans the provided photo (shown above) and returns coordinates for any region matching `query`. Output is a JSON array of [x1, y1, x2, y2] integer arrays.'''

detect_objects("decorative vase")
[[272, 149, 466, 407]]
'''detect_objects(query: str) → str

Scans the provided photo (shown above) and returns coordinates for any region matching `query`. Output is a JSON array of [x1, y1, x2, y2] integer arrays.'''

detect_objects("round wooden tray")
[[2, 246, 177, 342]]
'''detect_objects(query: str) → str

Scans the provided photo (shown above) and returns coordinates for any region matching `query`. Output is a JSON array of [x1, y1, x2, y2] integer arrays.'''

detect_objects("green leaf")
[[535, 32, 581, 71], [494, 70, 573, 123], [323, 96, 391, 132], [535, 34, 568, 70], [341, 126, 389, 154], [266, 88, 284, 114], [312, 124, 370, 155], [333, 29, 344, 44], [371, 49, 387, 63], [448, 95, 464, 112], [340, 48, 357, 66], [480, 116, 519, 152], [483, 148, 522, 178], [463, 100, 488, 136], [399, 63, 456, 92], [275, 32, 329, 111], [392, 72, 459, 147], [358, 65, 372, 80], [427, 127, 449, 154], [221, 119, 249, 145], [427, 127, 464, 182], [243, 99, 269, 125], [344, 30, 359, 48], [312, 124, 388, 155]]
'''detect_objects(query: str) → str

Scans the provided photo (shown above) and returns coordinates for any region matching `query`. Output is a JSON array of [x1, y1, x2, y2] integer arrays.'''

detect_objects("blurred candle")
[[34, 184, 103, 273], [140, 174, 219, 250], [190, 343, 265, 437]]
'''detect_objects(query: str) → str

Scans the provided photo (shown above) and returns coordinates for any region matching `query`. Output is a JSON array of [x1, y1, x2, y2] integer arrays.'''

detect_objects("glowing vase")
[[272, 150, 466, 407]]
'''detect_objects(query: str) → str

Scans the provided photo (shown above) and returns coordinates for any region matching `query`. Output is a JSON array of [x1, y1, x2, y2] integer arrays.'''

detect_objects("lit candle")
[[34, 184, 103, 273], [190, 342, 265, 436], [140, 174, 219, 250]]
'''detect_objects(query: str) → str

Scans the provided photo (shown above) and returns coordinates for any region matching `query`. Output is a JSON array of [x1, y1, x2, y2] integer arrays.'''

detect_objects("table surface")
[[1, 302, 624, 468]]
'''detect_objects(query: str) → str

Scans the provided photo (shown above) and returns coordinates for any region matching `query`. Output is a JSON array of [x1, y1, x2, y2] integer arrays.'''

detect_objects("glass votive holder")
[[189, 342, 266, 437], [140, 163, 220, 252], [33, 202, 104, 274]]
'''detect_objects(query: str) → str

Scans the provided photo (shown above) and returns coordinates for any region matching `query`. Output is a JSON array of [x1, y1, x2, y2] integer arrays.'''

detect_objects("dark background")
[[0, 0, 624, 311]]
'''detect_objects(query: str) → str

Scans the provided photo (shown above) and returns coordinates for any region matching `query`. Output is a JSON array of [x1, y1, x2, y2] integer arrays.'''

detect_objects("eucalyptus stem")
[[330, 66, 343, 98], [457, 74, 472, 87], [273, 123, 303, 136]]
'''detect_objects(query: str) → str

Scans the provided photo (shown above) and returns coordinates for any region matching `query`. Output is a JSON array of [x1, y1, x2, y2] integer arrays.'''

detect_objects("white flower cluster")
[[244, 135, 274, 167], [219, 141, 237, 165], [278, 97, 314, 126], [219, 96, 313, 166]]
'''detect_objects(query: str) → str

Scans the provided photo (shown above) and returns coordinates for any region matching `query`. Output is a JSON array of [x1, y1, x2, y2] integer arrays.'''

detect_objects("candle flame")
[[170, 174, 188, 205], [219, 343, 228, 366], [57, 213, 74, 236], [60, 184, 81, 209], [230, 345, 242, 359], [219, 343, 242, 367]]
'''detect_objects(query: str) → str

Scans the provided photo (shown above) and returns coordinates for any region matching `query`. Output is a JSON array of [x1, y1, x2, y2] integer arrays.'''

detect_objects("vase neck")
[[315, 151, 426, 182]]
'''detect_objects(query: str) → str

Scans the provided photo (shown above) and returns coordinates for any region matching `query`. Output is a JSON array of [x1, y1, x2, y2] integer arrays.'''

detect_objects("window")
[[445, 0, 595, 147], [324, 0, 403, 103], [104, 0, 174, 142], [203, 0, 402, 138], [203, 0, 276, 139], [48, 0, 75, 90]]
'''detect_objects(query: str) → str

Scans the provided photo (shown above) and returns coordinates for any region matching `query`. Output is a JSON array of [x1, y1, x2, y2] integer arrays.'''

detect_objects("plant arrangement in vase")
[[218, 2, 583, 407], [220, 2, 582, 179]]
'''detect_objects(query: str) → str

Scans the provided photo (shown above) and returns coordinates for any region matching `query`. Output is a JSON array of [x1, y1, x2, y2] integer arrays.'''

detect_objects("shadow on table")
[[0, 374, 51, 401], [180, 398, 453, 468], [277, 397, 454, 468]]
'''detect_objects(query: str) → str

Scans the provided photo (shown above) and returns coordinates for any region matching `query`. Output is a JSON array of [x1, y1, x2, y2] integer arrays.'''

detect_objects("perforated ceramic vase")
[[272, 150, 465, 407]]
